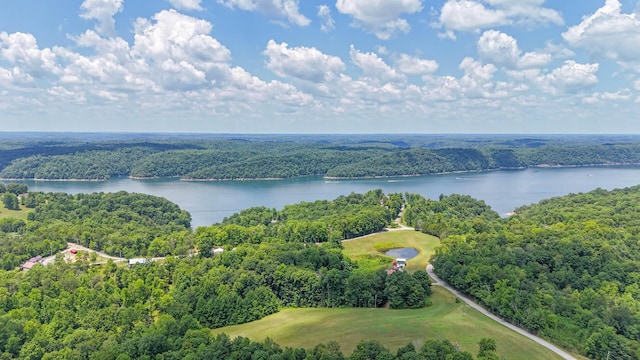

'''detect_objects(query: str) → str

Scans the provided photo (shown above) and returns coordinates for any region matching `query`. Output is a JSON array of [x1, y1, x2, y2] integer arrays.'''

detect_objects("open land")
[[215, 231, 582, 359]]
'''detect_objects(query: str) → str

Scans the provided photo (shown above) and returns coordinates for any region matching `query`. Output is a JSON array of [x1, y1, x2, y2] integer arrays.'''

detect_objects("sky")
[[0, 0, 639, 133]]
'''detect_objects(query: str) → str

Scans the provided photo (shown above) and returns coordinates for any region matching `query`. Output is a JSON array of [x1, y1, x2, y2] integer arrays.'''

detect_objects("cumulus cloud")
[[79, 0, 124, 36], [217, 0, 310, 26], [317, 5, 335, 32], [336, 0, 422, 39], [583, 89, 631, 104], [458, 57, 500, 98], [0, 66, 36, 88], [131, 10, 232, 90], [168, 0, 203, 11], [563, 0, 640, 69], [438, 0, 563, 36], [395, 54, 438, 75], [0, 32, 60, 77], [505, 60, 599, 95], [477, 30, 550, 69], [263, 40, 345, 82], [544, 60, 599, 93], [349, 45, 405, 83]]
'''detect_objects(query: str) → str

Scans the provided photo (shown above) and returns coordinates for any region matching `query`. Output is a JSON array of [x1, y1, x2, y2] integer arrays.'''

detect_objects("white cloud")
[[373, 19, 412, 40], [505, 60, 599, 95], [563, 0, 640, 69], [477, 30, 519, 67], [168, 0, 203, 11], [217, 0, 310, 26], [583, 89, 631, 104], [438, 0, 563, 35], [131, 10, 232, 90], [458, 57, 500, 98], [0, 32, 60, 77], [439, 1, 506, 32], [317, 5, 335, 32], [336, 0, 422, 39], [395, 54, 438, 75], [349, 45, 405, 83], [544, 60, 599, 92], [263, 40, 345, 83], [518, 51, 551, 69], [477, 30, 551, 69], [79, 0, 124, 37], [0, 66, 35, 88]]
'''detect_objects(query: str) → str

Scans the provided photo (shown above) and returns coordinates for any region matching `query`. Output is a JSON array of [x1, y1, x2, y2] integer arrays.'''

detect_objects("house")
[[212, 248, 224, 255], [21, 261, 38, 270], [386, 258, 408, 275], [21, 255, 44, 270]]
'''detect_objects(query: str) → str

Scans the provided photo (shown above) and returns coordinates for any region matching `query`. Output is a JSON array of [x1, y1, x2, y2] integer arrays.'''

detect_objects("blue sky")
[[1, 0, 639, 133]]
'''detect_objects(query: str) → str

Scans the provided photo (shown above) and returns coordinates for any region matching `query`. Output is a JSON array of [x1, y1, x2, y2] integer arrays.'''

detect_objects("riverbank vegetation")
[[2, 135, 640, 180]]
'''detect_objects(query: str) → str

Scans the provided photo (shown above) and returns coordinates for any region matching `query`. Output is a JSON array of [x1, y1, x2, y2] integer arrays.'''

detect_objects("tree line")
[[3, 138, 640, 180], [408, 188, 640, 359], [0, 188, 444, 359]]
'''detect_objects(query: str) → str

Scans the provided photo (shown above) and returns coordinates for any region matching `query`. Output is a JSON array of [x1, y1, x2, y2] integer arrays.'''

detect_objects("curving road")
[[427, 264, 576, 360], [41, 242, 127, 265]]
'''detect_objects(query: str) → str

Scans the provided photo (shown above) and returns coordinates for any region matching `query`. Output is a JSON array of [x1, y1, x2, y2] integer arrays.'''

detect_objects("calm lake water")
[[11, 166, 640, 228]]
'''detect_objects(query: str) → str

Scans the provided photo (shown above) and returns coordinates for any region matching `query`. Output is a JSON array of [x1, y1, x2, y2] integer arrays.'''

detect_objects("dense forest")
[[2, 135, 640, 180], [0, 188, 448, 359], [406, 188, 640, 359], [5, 176, 640, 358]]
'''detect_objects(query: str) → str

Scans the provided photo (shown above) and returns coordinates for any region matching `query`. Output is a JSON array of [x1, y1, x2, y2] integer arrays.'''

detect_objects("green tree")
[[349, 340, 394, 360], [477, 338, 498, 360], [308, 341, 345, 360], [3, 193, 19, 210]]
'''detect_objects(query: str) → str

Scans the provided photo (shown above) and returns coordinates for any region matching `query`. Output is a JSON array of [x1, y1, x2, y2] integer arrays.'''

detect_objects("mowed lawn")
[[214, 231, 578, 359], [342, 230, 440, 272], [212, 286, 564, 359], [0, 204, 31, 220]]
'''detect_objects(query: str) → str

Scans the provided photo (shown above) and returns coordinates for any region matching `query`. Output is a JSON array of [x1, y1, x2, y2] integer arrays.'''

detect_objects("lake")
[[11, 166, 640, 228], [385, 248, 419, 260]]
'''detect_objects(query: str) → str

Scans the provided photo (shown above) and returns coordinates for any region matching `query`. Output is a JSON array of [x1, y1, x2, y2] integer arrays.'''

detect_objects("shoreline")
[[2, 163, 640, 182]]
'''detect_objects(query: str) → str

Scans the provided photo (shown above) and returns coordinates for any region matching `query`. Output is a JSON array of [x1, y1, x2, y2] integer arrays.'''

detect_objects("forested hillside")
[[420, 187, 640, 359], [0, 189, 443, 359], [2, 135, 640, 180], [0, 191, 192, 269], [4, 180, 640, 358]]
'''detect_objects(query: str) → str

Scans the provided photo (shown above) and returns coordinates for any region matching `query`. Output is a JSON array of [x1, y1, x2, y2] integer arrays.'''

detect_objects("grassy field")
[[212, 286, 564, 359], [342, 230, 440, 272], [0, 204, 31, 220], [214, 230, 579, 359]]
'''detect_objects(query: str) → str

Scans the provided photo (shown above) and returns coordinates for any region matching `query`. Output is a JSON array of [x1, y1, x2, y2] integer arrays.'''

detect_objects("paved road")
[[427, 264, 577, 360]]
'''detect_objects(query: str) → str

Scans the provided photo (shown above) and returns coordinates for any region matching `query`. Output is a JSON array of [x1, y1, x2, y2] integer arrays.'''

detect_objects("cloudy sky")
[[0, 0, 639, 133]]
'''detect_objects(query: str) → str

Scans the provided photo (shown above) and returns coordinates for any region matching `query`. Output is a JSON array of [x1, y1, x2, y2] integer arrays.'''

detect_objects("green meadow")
[[342, 230, 439, 272], [212, 286, 565, 359], [213, 231, 579, 359], [0, 203, 31, 220]]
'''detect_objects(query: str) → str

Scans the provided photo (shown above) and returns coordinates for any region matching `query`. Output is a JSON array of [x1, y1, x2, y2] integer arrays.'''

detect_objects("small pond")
[[384, 248, 419, 260]]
